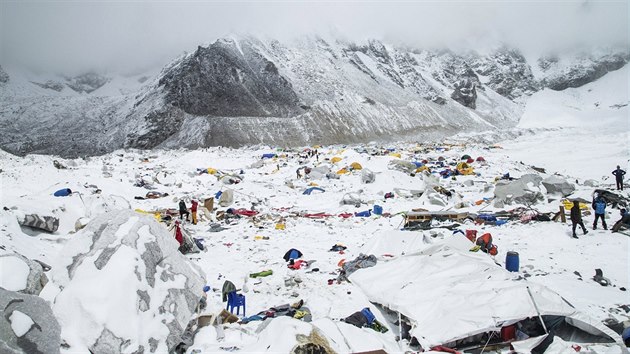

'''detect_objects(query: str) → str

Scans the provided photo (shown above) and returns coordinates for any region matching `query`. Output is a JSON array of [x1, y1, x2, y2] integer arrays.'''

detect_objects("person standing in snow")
[[612, 165, 626, 191], [191, 200, 198, 225], [179, 200, 190, 222], [570, 200, 589, 238], [592, 195, 607, 230]]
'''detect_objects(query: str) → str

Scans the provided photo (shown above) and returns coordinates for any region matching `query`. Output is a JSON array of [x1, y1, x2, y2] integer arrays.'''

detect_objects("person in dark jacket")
[[570, 200, 588, 238], [592, 195, 607, 230], [612, 165, 626, 191], [612, 209, 630, 233], [179, 200, 190, 221]]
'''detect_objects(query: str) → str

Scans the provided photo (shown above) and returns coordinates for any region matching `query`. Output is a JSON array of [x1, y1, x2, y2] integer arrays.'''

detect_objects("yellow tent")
[[350, 162, 363, 170], [456, 162, 475, 175], [389, 152, 401, 158], [337, 168, 349, 175], [562, 199, 589, 211], [134, 209, 162, 222], [331, 156, 343, 164], [207, 168, 218, 175], [415, 166, 430, 173]]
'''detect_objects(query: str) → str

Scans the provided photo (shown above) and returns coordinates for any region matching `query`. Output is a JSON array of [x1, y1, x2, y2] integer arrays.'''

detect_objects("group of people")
[[178, 199, 199, 225], [570, 194, 629, 238]]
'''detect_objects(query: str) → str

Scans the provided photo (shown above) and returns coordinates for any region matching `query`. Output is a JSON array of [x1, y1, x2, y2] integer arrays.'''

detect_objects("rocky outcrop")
[[451, 78, 477, 109], [470, 48, 539, 100], [51, 210, 205, 353], [65, 72, 110, 94], [158, 39, 303, 118], [0, 288, 61, 354], [0, 66, 9, 84], [0, 254, 48, 295], [539, 52, 629, 91]]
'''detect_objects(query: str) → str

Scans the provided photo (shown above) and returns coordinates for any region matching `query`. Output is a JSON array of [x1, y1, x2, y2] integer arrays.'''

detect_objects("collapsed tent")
[[494, 174, 545, 207], [303, 187, 325, 195], [350, 243, 625, 351], [542, 175, 575, 197], [388, 160, 417, 174], [361, 169, 375, 184]]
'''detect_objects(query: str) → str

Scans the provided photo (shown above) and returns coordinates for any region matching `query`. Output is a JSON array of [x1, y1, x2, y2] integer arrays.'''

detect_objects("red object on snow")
[[338, 213, 353, 218], [466, 157, 475, 163], [465, 229, 478, 242], [430, 346, 461, 354], [304, 212, 334, 219], [288, 260, 307, 270], [233, 208, 259, 217], [174, 224, 183, 246], [476, 156, 486, 162], [501, 325, 516, 341]]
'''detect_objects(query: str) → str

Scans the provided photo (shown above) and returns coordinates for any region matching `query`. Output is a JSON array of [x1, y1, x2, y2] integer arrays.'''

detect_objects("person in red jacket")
[[173, 220, 183, 246], [191, 200, 199, 225], [475, 233, 493, 253]]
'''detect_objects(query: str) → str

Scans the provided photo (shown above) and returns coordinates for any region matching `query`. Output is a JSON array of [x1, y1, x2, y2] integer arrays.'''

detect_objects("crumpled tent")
[[303, 187, 325, 195], [331, 157, 343, 164], [350, 244, 625, 351], [309, 165, 331, 180], [361, 169, 375, 184], [542, 175, 575, 197], [494, 174, 545, 207], [340, 192, 363, 206], [388, 160, 417, 174], [219, 189, 234, 207]]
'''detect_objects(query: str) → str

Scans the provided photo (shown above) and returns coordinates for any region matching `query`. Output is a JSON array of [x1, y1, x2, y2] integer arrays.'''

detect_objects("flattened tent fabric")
[[331, 157, 343, 164], [262, 153, 277, 159], [303, 187, 325, 195], [350, 245, 624, 351]]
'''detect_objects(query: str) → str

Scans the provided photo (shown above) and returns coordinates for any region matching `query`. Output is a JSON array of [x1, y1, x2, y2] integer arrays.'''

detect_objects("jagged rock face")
[[51, 210, 205, 353], [451, 78, 477, 109], [31, 80, 65, 92], [159, 39, 303, 117], [0, 288, 61, 354], [471, 48, 539, 100], [0, 35, 627, 157], [539, 52, 629, 90], [0, 66, 9, 84]]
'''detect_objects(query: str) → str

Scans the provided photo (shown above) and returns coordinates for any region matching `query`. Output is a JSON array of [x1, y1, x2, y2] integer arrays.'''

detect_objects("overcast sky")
[[1, 0, 628, 74]]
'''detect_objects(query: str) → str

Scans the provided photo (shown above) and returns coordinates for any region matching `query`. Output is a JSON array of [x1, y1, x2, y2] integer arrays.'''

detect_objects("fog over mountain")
[[1, 1, 627, 74]]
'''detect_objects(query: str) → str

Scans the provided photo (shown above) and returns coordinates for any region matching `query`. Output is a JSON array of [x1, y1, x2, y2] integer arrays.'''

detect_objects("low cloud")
[[1, 1, 627, 74]]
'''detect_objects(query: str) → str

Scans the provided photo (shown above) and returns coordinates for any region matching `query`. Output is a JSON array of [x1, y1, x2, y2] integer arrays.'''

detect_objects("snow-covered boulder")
[[0, 253, 48, 295], [542, 175, 575, 197], [493, 174, 545, 207], [0, 287, 61, 354], [51, 210, 205, 353]]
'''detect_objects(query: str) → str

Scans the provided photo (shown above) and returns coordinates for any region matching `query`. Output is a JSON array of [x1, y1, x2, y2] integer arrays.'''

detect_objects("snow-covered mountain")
[[0, 36, 627, 157]]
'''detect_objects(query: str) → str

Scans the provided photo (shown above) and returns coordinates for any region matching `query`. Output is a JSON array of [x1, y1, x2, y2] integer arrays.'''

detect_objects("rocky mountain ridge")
[[0, 36, 627, 157]]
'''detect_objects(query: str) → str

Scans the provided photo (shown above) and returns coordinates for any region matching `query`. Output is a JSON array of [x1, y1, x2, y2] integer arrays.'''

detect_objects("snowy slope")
[[1, 36, 626, 157]]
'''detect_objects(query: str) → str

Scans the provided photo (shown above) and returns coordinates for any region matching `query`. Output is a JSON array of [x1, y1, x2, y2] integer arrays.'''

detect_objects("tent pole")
[[526, 285, 549, 334]]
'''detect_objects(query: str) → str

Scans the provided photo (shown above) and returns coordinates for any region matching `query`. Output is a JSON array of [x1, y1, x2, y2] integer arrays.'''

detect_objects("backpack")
[[361, 307, 376, 326], [595, 200, 606, 214]]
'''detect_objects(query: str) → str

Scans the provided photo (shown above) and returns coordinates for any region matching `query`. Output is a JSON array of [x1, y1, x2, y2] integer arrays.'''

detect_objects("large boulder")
[[0, 254, 48, 295], [493, 174, 545, 207], [50, 210, 205, 354], [542, 175, 575, 197], [0, 287, 61, 354]]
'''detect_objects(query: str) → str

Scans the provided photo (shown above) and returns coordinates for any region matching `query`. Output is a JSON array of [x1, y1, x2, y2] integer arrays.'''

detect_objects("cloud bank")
[[1, 0, 627, 73]]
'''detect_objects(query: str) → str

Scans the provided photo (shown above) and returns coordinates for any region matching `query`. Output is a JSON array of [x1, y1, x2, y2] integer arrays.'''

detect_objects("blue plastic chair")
[[226, 291, 246, 316]]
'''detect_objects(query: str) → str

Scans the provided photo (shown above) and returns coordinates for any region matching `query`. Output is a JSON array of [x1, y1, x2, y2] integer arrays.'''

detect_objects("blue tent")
[[303, 187, 325, 195], [262, 153, 277, 159]]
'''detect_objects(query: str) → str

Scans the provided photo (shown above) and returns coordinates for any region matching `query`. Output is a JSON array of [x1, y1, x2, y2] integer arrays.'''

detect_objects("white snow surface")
[[0, 255, 30, 291], [0, 67, 628, 353], [9, 310, 35, 337]]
